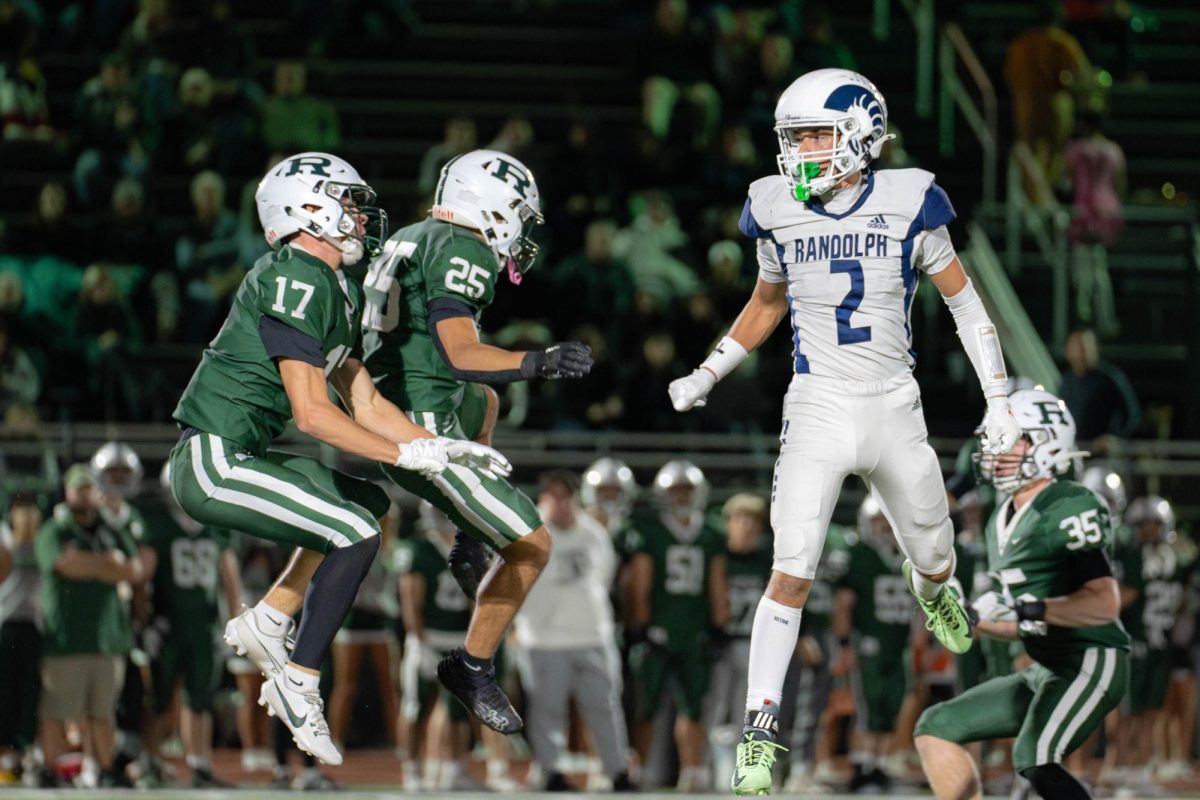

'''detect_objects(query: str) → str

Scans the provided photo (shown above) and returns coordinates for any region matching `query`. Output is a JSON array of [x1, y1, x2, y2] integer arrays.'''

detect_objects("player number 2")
[[1060, 508, 1102, 550], [830, 259, 872, 345]]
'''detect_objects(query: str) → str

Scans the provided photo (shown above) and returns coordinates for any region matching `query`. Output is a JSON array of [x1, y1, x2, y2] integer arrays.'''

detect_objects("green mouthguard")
[[792, 162, 821, 201]]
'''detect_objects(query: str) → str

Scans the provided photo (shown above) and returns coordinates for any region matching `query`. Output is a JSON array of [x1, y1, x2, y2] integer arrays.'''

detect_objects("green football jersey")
[[625, 514, 725, 650], [830, 536, 912, 657], [1115, 540, 1186, 650], [174, 246, 365, 456], [985, 480, 1130, 666], [140, 503, 231, 628], [36, 504, 140, 657], [394, 534, 471, 635], [725, 541, 773, 639], [361, 217, 500, 413]]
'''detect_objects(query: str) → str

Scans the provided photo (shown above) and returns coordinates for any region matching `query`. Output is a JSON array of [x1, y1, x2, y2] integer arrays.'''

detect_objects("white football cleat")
[[224, 607, 292, 677], [259, 673, 342, 766]]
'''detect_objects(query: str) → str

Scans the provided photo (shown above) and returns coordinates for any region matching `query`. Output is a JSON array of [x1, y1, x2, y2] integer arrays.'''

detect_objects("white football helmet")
[[430, 149, 544, 281], [256, 152, 387, 266], [774, 68, 895, 201], [90, 441, 144, 499], [1125, 495, 1176, 543], [974, 389, 1088, 495], [1081, 467, 1128, 519], [653, 459, 709, 519], [581, 457, 638, 519]]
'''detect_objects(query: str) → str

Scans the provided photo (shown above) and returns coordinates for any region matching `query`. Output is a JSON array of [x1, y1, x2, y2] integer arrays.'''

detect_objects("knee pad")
[[906, 518, 954, 576], [1020, 763, 1091, 800]]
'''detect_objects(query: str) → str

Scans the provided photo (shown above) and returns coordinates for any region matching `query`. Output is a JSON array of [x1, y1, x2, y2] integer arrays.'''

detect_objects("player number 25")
[[1060, 508, 1103, 550], [445, 257, 489, 300]]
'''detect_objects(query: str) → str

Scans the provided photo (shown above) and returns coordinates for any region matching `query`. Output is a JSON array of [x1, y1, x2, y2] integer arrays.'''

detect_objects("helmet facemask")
[[494, 198, 543, 284], [291, 179, 388, 266], [972, 428, 1081, 495], [776, 116, 888, 201]]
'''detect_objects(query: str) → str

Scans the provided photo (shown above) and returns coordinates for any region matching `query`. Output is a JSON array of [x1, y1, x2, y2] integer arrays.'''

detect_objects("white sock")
[[253, 601, 291, 636], [745, 596, 803, 709], [282, 664, 320, 694], [911, 568, 944, 601]]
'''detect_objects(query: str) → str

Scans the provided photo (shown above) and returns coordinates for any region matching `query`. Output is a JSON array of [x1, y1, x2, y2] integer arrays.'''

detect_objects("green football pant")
[[851, 652, 908, 733], [630, 644, 711, 722], [915, 646, 1127, 771], [383, 398, 541, 551], [1128, 642, 1172, 713], [171, 433, 390, 553], [151, 625, 220, 713]]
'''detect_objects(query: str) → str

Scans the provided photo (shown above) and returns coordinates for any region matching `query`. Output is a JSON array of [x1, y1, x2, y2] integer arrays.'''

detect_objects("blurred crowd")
[[0, 439, 1195, 793]]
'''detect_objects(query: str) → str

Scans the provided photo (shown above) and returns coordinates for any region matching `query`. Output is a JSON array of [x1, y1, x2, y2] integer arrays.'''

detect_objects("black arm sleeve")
[[426, 298, 526, 385], [1069, 547, 1114, 585], [259, 315, 325, 367]]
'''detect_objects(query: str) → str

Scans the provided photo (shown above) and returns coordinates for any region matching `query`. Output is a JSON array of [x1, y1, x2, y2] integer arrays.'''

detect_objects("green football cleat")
[[904, 560, 974, 654], [731, 734, 787, 796]]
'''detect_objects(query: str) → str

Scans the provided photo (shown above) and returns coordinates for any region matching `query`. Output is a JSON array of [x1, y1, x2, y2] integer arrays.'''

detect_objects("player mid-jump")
[[666, 69, 1021, 796]]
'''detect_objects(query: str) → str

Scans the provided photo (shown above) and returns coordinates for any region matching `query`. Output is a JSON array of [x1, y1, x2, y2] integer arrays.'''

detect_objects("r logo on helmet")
[[489, 158, 532, 200], [1033, 401, 1068, 426], [281, 156, 333, 177]]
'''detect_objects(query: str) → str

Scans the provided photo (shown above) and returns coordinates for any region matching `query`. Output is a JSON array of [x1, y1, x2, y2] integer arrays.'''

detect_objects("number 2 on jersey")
[[830, 259, 872, 345]]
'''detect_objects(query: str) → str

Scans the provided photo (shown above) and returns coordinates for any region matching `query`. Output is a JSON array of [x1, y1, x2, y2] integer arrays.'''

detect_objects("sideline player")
[[359, 149, 593, 732], [914, 389, 1128, 800], [169, 152, 510, 766], [667, 68, 1021, 795]]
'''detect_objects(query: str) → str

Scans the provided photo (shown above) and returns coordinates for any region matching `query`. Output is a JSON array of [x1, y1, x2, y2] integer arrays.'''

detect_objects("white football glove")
[[442, 438, 512, 480], [970, 591, 1017, 623], [395, 438, 449, 476], [982, 396, 1022, 455], [668, 368, 716, 412]]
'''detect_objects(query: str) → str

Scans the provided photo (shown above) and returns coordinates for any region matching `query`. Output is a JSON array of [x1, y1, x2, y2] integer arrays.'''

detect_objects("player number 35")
[[1060, 508, 1103, 550]]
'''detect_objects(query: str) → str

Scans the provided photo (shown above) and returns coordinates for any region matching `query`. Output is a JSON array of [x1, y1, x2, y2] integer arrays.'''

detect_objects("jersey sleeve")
[[253, 258, 334, 344], [912, 181, 957, 235], [34, 521, 63, 574], [1048, 491, 1114, 556], [739, 197, 787, 284], [424, 236, 498, 314], [913, 225, 957, 275]]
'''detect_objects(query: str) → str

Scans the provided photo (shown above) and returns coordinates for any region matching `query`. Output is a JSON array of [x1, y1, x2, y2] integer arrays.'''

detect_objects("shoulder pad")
[[743, 175, 802, 236], [874, 168, 956, 234]]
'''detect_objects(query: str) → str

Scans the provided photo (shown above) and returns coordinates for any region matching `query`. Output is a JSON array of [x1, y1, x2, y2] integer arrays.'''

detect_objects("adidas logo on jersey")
[[867, 214, 889, 229]]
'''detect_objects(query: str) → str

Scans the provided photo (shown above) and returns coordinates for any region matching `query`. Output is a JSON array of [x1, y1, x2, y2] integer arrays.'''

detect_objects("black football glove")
[[521, 342, 593, 380]]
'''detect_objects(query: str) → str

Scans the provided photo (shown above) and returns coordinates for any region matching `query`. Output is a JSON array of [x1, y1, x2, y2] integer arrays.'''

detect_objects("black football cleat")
[[447, 530, 494, 599], [436, 647, 523, 733]]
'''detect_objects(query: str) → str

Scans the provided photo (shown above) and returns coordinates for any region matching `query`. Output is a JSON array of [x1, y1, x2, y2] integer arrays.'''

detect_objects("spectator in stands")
[[2, 182, 87, 263], [93, 176, 166, 267], [0, 57, 53, 141], [0, 491, 43, 783], [35, 464, 143, 788], [0, 0, 38, 60], [260, 60, 340, 154], [417, 116, 477, 195], [1003, 2, 1092, 196], [792, 4, 857, 74], [162, 65, 256, 174], [515, 471, 633, 791], [1059, 327, 1140, 442], [1064, 108, 1125, 337], [486, 115, 538, 173], [710, 7, 766, 119], [0, 317, 39, 423], [71, 53, 156, 207], [702, 122, 760, 201], [638, 0, 720, 149], [613, 191, 701, 306], [551, 219, 635, 339], [174, 170, 242, 342], [75, 264, 143, 421], [746, 33, 800, 130]]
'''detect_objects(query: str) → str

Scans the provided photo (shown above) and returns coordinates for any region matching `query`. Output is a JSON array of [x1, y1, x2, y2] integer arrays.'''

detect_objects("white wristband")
[[700, 336, 749, 381]]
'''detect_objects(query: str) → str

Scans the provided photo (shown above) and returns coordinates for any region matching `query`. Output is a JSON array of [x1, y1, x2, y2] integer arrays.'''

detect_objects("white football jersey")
[[741, 168, 958, 382]]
